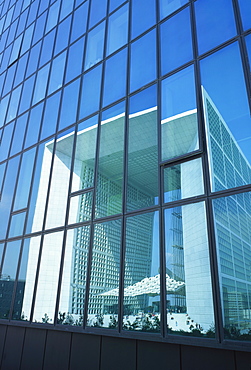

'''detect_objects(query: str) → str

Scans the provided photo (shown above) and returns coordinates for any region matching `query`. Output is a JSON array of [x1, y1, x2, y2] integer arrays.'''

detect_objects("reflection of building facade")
[[203, 88, 251, 330]]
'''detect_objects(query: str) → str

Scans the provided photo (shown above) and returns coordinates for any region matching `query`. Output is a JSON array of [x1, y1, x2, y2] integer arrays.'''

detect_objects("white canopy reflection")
[[99, 274, 185, 297]]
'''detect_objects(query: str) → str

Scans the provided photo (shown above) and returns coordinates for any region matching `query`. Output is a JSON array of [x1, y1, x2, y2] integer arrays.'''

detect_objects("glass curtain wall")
[[0, 0, 251, 346]]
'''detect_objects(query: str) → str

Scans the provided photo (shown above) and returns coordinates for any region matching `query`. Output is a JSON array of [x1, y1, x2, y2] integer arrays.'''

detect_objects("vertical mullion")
[[82, 0, 109, 329], [191, 0, 225, 344]]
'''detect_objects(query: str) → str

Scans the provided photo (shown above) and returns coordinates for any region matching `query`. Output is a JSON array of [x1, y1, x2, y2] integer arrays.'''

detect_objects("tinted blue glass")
[[48, 51, 66, 94], [26, 41, 42, 77], [159, 0, 188, 19], [161, 65, 196, 120], [0, 240, 21, 317], [6, 85, 22, 123], [16, 8, 28, 35], [9, 212, 26, 237], [58, 79, 80, 130], [38, 0, 49, 15], [0, 156, 20, 239], [70, 2, 88, 42], [32, 11, 47, 45], [46, 0, 60, 33], [13, 148, 36, 211], [60, 0, 74, 21], [39, 28, 56, 67], [14, 53, 29, 87], [9, 34, 22, 64], [200, 42, 251, 190], [6, 18, 18, 46], [238, 0, 251, 31], [89, 0, 107, 28], [109, 0, 125, 12], [84, 21, 105, 70], [18, 74, 35, 114], [32, 63, 50, 104], [131, 0, 156, 39], [24, 102, 44, 148], [161, 65, 198, 161], [0, 94, 10, 128], [195, 0, 236, 55], [2, 63, 16, 95], [40, 91, 61, 139], [79, 64, 102, 119], [27, 0, 39, 26], [10, 113, 28, 155], [0, 121, 14, 162], [103, 48, 127, 107], [21, 23, 34, 54], [160, 7, 193, 75], [106, 4, 128, 56], [65, 37, 85, 83], [130, 29, 156, 92], [54, 15, 71, 55]]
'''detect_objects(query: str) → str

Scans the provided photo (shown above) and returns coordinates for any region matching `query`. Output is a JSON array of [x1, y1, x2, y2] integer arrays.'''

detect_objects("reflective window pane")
[[159, 0, 188, 19], [87, 219, 121, 329], [58, 78, 80, 131], [24, 102, 44, 149], [238, 0, 251, 31], [195, 0, 236, 55], [26, 140, 55, 234], [10, 113, 28, 156], [40, 91, 61, 140], [68, 192, 93, 224], [213, 193, 251, 340], [89, 0, 107, 28], [8, 211, 26, 238], [165, 202, 214, 337], [164, 158, 204, 203], [161, 65, 198, 161], [200, 43, 251, 192], [84, 21, 105, 71], [106, 4, 128, 56], [70, 2, 88, 43], [18, 236, 41, 321], [58, 226, 90, 326], [32, 231, 64, 323], [0, 156, 20, 239], [95, 102, 125, 218], [0, 240, 21, 319], [160, 7, 193, 75], [72, 116, 98, 192], [131, 0, 156, 39], [103, 48, 127, 107], [13, 147, 36, 210], [45, 129, 74, 229], [130, 29, 156, 92], [79, 65, 102, 119], [127, 85, 158, 211], [65, 37, 85, 84], [48, 51, 66, 94], [123, 211, 160, 333]]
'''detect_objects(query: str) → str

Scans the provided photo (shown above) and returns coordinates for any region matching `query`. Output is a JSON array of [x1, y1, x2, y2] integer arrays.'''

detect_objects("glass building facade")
[[0, 0, 251, 349]]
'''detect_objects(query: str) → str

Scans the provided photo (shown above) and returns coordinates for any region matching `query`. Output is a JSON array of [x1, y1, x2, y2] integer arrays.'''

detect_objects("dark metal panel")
[[43, 330, 71, 370], [0, 325, 7, 365], [137, 340, 180, 370], [235, 351, 251, 370], [100, 336, 136, 370], [20, 327, 46, 370], [69, 332, 101, 370], [181, 345, 235, 370], [1, 325, 25, 370]]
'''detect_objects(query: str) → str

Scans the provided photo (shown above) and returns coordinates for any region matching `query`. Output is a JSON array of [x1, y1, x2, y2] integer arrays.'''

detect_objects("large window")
[[1, 0, 251, 348]]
